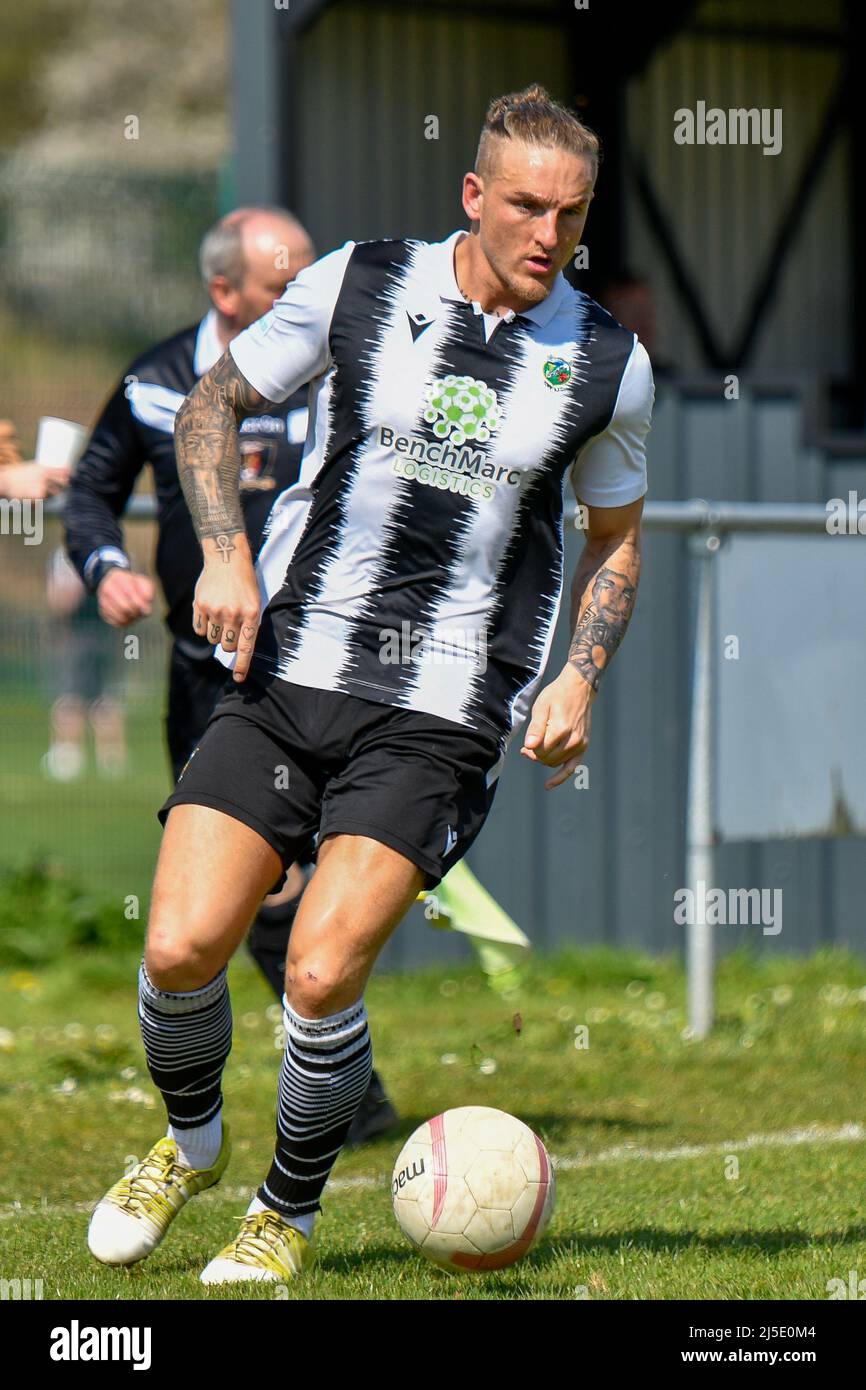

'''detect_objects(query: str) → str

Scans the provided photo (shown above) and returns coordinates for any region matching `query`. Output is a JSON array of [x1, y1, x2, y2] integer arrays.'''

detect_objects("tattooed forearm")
[[175, 351, 275, 546], [568, 541, 640, 692]]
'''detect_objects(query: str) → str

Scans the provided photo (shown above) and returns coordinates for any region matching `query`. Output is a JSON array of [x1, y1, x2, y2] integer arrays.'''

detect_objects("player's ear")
[[461, 171, 484, 221]]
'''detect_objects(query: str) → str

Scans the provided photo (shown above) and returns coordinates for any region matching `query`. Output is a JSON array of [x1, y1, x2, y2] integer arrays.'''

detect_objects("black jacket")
[[64, 316, 307, 651]]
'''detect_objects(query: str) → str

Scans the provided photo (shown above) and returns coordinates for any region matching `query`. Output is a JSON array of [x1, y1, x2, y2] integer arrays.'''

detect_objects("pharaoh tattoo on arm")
[[174, 350, 276, 560], [568, 552, 640, 692]]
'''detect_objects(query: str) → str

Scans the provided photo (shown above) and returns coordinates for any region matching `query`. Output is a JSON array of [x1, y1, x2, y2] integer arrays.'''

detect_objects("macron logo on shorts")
[[443, 825, 458, 855]]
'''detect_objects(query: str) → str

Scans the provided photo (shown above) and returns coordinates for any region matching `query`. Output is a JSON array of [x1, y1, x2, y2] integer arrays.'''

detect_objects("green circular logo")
[[543, 357, 572, 390], [422, 374, 501, 445]]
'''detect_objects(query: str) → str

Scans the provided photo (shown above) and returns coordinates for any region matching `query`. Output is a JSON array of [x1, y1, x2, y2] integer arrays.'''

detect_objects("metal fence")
[[3, 375, 866, 975], [3, 494, 865, 981]]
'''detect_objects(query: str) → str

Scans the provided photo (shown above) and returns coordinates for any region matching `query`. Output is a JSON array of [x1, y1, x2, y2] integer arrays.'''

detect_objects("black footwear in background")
[[247, 888, 401, 1148]]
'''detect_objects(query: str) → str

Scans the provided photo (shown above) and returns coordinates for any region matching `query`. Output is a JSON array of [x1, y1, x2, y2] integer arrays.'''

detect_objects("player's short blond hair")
[[475, 83, 601, 182]]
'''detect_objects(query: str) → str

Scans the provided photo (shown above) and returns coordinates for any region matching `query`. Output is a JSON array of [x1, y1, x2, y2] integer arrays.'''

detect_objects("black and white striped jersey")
[[223, 229, 654, 749]]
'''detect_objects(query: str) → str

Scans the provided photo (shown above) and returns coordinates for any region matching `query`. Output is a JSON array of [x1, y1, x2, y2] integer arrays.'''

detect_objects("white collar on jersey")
[[193, 307, 225, 376], [435, 229, 568, 328]]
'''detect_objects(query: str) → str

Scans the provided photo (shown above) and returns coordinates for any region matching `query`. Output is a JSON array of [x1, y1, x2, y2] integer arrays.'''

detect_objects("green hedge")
[[0, 860, 143, 967]]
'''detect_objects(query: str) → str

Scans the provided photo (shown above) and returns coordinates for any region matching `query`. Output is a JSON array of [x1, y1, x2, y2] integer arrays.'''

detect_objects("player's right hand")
[[97, 569, 155, 627], [192, 535, 261, 683]]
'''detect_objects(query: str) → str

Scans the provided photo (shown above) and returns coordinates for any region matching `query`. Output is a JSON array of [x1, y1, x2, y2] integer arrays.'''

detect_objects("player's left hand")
[[520, 665, 596, 789]]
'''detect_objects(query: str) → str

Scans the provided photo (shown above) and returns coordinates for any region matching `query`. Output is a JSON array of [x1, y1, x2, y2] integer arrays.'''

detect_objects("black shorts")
[[165, 641, 231, 782], [158, 676, 504, 890]]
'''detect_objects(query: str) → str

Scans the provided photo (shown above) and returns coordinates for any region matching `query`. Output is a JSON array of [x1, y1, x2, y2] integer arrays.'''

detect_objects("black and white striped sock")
[[258, 995, 372, 1220], [138, 960, 233, 1167]]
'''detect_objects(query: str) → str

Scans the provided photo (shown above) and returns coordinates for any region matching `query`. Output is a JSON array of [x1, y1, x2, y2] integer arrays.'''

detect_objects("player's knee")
[[284, 954, 352, 1017], [145, 925, 223, 991]]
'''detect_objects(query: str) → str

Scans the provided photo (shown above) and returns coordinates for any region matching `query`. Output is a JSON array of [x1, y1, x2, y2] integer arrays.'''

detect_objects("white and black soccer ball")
[[391, 1105, 555, 1271]]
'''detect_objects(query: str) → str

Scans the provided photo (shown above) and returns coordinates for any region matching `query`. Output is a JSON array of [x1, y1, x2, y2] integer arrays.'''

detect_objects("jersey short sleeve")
[[229, 240, 356, 403], [570, 336, 654, 507]]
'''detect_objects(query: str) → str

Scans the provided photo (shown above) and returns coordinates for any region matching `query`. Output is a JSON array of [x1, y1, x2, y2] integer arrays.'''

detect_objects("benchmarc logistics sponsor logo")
[[380, 427, 522, 501]]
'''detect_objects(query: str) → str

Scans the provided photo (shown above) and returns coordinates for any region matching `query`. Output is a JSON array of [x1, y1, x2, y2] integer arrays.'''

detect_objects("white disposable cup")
[[35, 417, 87, 469]]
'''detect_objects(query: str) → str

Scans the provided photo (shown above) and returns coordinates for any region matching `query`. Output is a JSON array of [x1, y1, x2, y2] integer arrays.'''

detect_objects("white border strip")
[[1, 1124, 862, 1220]]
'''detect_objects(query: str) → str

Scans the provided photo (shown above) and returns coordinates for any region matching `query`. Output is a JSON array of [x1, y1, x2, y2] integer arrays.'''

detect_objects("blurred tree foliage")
[[0, 3, 76, 152], [0, 0, 228, 169]]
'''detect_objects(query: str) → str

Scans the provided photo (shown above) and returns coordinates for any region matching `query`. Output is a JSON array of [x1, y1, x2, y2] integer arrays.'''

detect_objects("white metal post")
[[685, 531, 718, 1038]]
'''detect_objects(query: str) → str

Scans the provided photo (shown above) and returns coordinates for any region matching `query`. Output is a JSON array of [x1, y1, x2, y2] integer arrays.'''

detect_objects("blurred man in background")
[[0, 418, 115, 782], [597, 269, 673, 377], [43, 545, 128, 781], [64, 206, 400, 1145]]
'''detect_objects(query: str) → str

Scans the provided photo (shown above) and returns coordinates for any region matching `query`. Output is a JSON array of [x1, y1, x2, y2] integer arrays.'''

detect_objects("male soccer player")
[[87, 83, 653, 1283], [63, 208, 398, 1138]]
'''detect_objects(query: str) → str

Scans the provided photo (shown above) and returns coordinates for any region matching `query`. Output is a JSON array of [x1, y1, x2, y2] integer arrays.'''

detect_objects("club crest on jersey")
[[542, 357, 572, 390], [422, 374, 501, 446]]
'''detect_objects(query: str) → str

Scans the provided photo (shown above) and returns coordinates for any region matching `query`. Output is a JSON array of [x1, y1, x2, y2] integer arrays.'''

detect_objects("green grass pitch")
[[1, 944, 864, 1300]]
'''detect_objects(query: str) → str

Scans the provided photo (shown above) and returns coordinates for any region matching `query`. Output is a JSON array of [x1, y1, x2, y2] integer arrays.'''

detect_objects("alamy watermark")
[[826, 492, 866, 534], [1, 1276, 44, 1299], [379, 620, 487, 673], [827, 1268, 866, 1299], [0, 498, 43, 545], [674, 882, 782, 935], [674, 102, 782, 157], [49, 1321, 151, 1370]]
